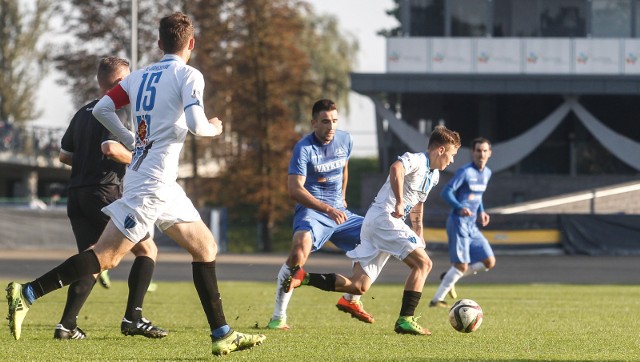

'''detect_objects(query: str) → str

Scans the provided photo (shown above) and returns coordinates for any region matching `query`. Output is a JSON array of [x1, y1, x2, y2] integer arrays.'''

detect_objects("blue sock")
[[211, 324, 231, 339], [23, 284, 36, 304]]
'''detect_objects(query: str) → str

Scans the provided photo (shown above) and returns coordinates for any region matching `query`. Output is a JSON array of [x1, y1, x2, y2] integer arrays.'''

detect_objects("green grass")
[[2, 281, 639, 361]]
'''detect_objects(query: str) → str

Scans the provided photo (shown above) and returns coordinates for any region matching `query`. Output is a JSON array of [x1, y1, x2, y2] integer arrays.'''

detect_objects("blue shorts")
[[292, 206, 363, 252], [446, 215, 494, 264]]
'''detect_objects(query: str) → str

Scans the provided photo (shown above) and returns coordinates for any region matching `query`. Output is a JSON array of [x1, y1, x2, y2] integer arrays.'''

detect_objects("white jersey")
[[371, 152, 439, 218], [117, 54, 205, 183]]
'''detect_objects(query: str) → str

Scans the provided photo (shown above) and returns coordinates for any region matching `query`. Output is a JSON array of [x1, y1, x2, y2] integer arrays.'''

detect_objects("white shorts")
[[347, 207, 424, 279], [102, 170, 201, 243]]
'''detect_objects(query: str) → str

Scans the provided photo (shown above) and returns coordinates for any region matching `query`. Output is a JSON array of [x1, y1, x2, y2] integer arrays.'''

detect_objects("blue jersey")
[[442, 162, 492, 222], [288, 130, 352, 210]]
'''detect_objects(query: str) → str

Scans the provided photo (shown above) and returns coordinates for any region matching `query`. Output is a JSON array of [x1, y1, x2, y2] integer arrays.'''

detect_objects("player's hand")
[[391, 202, 405, 219], [209, 117, 223, 136], [327, 207, 348, 224], [480, 211, 490, 227], [458, 207, 473, 217]]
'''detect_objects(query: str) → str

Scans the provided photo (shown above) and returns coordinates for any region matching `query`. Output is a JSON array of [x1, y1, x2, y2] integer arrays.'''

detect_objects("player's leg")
[[7, 221, 133, 340], [395, 247, 432, 335], [270, 207, 334, 329], [163, 218, 265, 355], [430, 217, 468, 307], [465, 230, 495, 276], [268, 230, 313, 329], [329, 211, 374, 321], [120, 236, 166, 338], [55, 187, 99, 339]]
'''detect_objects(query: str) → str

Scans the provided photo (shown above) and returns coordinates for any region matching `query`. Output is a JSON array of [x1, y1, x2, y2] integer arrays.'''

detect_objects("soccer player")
[[6, 12, 265, 355], [267, 99, 374, 330], [56, 57, 166, 340], [429, 137, 496, 308], [283, 126, 461, 335]]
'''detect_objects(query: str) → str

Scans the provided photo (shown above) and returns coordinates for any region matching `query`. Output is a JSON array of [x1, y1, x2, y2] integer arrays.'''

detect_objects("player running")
[[284, 126, 461, 335], [267, 99, 374, 330], [6, 12, 264, 355], [429, 137, 496, 308]]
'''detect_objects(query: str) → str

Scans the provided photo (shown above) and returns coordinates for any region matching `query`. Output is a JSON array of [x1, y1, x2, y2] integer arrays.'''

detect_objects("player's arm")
[[184, 105, 223, 137], [59, 149, 73, 166], [101, 140, 132, 164], [389, 160, 406, 219], [441, 169, 471, 216], [341, 160, 349, 208], [478, 201, 490, 227], [59, 118, 75, 166], [93, 85, 135, 151], [409, 202, 425, 244], [288, 174, 347, 224]]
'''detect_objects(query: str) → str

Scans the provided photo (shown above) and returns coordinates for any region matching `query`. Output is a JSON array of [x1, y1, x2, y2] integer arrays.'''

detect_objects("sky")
[[34, 0, 399, 157]]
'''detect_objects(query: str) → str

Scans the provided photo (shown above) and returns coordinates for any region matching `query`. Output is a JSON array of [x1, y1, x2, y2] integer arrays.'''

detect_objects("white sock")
[[343, 294, 360, 301], [271, 263, 293, 320], [463, 262, 487, 277], [432, 267, 464, 302]]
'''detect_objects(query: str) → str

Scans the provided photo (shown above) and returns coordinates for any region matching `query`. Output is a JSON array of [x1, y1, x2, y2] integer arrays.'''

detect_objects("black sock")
[[28, 250, 101, 300], [400, 290, 422, 317], [59, 275, 96, 329], [124, 256, 155, 321], [308, 273, 336, 291], [192, 261, 227, 330]]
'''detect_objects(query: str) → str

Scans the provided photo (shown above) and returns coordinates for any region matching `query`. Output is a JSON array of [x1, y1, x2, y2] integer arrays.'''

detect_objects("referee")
[[56, 57, 166, 340]]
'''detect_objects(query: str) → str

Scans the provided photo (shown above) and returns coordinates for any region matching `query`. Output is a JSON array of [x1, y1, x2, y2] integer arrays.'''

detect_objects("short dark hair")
[[97, 57, 130, 90], [159, 12, 194, 54], [311, 99, 337, 119], [471, 137, 491, 150], [428, 125, 461, 150]]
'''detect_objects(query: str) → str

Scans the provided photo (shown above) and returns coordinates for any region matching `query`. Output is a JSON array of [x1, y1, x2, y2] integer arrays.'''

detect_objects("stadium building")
[[352, 0, 640, 254]]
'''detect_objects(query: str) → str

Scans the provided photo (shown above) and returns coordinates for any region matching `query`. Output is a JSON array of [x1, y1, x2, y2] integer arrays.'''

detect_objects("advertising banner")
[[386, 37, 429, 73], [574, 39, 620, 74], [475, 38, 522, 73], [524, 38, 573, 74], [430, 38, 473, 73]]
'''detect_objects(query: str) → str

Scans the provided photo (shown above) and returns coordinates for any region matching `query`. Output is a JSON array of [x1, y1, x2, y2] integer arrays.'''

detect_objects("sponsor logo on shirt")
[[314, 158, 346, 173], [469, 184, 487, 192]]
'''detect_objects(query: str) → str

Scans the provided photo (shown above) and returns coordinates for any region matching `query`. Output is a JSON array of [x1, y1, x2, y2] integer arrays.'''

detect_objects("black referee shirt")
[[60, 99, 129, 189]]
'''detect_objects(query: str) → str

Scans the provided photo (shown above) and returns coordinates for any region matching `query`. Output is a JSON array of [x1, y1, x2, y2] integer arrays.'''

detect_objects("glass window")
[[450, 0, 489, 36], [410, 0, 445, 36], [635, 0, 640, 36], [493, 0, 540, 37], [539, 0, 587, 37], [591, 0, 631, 37]]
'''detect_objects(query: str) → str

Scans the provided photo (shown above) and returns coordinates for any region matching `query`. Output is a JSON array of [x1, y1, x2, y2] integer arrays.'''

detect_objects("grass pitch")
[[1, 280, 639, 361]]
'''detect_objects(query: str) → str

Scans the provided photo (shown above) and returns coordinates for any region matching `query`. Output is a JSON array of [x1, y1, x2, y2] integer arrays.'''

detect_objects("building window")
[[450, 0, 490, 36], [539, 0, 587, 37], [493, 0, 540, 37], [591, 0, 631, 37], [410, 0, 445, 36]]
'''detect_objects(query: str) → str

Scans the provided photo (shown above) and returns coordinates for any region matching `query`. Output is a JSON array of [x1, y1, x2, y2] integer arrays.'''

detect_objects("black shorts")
[[67, 184, 122, 252]]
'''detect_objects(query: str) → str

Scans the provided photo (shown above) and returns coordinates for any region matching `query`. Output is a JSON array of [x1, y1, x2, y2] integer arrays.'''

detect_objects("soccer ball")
[[448, 299, 483, 333]]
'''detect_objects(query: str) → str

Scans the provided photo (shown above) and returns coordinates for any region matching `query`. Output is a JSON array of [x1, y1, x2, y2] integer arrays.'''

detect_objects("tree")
[[53, 0, 184, 108], [53, 1, 359, 251], [190, 0, 358, 251], [0, 0, 51, 124], [296, 8, 358, 122], [377, 0, 402, 37]]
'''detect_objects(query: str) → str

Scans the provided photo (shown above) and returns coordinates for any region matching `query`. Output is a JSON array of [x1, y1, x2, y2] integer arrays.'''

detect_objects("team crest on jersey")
[[136, 116, 151, 147], [335, 147, 346, 157], [124, 214, 137, 229]]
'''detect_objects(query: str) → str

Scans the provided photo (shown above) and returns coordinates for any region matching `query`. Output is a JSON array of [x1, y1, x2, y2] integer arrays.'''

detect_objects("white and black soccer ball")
[[448, 299, 483, 333]]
